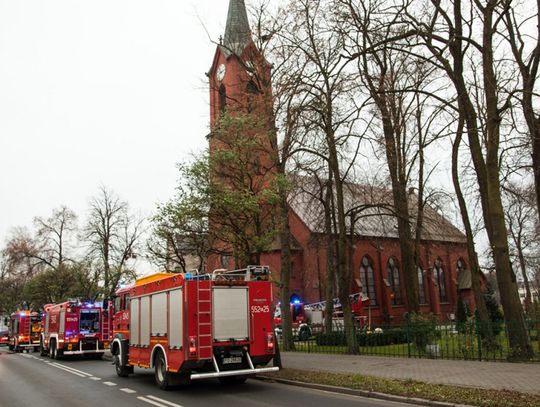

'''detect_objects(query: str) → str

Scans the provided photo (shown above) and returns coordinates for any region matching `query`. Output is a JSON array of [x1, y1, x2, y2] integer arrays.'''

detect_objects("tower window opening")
[[219, 84, 227, 113]]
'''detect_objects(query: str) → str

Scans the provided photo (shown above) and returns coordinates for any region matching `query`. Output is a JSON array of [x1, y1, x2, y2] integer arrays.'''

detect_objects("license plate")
[[223, 356, 242, 364]]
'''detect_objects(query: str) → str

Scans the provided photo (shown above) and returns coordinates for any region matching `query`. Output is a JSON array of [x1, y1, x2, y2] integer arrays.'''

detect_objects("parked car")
[[0, 330, 9, 346]]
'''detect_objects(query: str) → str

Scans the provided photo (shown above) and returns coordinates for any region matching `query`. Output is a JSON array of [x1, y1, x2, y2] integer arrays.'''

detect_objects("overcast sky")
[[0, 0, 233, 244]]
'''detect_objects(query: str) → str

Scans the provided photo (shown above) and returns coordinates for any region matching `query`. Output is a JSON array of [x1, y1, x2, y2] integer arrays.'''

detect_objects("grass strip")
[[263, 368, 540, 407]]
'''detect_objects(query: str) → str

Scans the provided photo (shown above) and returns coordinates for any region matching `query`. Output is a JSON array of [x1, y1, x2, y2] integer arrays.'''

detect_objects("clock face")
[[216, 64, 226, 81]]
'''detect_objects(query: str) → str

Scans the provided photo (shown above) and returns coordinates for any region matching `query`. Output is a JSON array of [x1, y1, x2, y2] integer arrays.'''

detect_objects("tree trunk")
[[379, 108, 419, 313], [517, 244, 532, 313], [452, 117, 494, 343], [479, 1, 533, 360], [278, 176, 295, 351], [327, 130, 358, 354], [324, 179, 336, 334]]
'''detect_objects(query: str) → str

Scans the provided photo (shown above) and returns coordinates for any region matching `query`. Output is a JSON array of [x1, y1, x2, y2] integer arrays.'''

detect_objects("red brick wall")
[[261, 209, 472, 326]]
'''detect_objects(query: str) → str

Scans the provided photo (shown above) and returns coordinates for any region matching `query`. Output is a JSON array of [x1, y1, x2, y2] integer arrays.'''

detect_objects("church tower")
[[208, 0, 272, 134], [206, 0, 277, 271]]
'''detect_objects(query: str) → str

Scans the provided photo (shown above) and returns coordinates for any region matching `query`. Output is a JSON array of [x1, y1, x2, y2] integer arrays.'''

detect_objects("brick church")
[[205, 0, 474, 325]]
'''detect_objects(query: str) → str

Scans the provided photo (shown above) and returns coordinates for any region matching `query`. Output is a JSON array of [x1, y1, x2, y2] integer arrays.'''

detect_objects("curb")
[[256, 375, 474, 407]]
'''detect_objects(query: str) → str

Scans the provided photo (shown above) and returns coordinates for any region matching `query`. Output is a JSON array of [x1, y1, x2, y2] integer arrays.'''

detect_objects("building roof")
[[288, 178, 466, 244], [222, 0, 252, 57]]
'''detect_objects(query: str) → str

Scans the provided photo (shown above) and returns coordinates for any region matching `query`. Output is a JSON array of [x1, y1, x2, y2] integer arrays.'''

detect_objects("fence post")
[[475, 312, 482, 361], [406, 313, 411, 358]]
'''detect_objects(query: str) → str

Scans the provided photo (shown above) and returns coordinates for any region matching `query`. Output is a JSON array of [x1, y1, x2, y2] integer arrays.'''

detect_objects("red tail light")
[[189, 336, 197, 356], [267, 334, 274, 352]]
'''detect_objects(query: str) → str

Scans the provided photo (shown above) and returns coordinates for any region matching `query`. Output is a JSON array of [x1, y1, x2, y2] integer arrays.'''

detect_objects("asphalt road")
[[0, 348, 418, 407]]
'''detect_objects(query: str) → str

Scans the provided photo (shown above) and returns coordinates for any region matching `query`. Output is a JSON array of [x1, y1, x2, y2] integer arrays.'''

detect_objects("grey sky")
[[0, 0, 229, 244]]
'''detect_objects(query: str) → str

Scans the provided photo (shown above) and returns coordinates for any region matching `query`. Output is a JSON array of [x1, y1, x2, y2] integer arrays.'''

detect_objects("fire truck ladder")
[[196, 281, 213, 360], [101, 307, 109, 345], [23, 315, 31, 342], [303, 292, 367, 312]]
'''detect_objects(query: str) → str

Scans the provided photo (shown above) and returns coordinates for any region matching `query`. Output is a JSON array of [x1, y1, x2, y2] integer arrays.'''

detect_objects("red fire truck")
[[274, 292, 370, 340], [8, 310, 42, 352], [111, 266, 279, 390], [40, 299, 112, 359]]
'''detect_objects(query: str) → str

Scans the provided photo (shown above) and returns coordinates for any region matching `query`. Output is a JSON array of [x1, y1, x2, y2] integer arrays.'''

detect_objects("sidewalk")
[[279, 352, 540, 395]]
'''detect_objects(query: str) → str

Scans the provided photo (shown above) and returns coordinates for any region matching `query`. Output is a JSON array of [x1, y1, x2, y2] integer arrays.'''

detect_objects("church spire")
[[222, 0, 252, 57]]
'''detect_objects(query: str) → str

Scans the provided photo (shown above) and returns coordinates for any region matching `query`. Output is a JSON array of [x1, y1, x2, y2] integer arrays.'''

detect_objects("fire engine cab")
[[40, 299, 112, 359], [8, 310, 42, 352], [111, 266, 279, 390]]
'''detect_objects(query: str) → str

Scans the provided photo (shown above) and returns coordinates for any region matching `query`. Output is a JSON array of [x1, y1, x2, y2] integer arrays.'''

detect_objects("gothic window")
[[387, 257, 402, 305], [219, 84, 227, 113], [417, 266, 427, 304], [434, 258, 448, 303], [359, 256, 377, 306], [247, 80, 258, 112]]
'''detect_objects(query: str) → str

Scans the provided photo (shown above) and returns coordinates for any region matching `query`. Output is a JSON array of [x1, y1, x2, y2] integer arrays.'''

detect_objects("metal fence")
[[284, 317, 540, 362]]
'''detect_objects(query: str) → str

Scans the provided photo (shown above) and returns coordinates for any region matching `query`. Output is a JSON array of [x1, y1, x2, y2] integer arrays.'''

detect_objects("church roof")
[[288, 177, 467, 244], [222, 0, 252, 57]]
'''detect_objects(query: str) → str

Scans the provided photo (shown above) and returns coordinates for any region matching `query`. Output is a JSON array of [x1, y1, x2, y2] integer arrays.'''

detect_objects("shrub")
[[404, 313, 438, 355], [357, 328, 408, 346], [315, 328, 409, 347], [315, 331, 347, 346], [484, 281, 504, 336]]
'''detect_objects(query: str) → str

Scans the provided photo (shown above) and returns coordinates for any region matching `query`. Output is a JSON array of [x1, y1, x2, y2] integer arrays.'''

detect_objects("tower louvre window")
[[219, 84, 227, 113], [247, 80, 258, 112]]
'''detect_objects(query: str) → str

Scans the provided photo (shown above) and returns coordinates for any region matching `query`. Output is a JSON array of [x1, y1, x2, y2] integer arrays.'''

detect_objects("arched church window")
[[219, 84, 227, 113], [434, 258, 448, 303], [247, 80, 258, 113], [359, 256, 377, 306], [417, 265, 427, 304], [387, 257, 402, 305]]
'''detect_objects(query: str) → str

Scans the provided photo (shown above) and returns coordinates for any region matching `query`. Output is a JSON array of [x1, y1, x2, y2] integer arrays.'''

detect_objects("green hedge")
[[315, 328, 409, 347]]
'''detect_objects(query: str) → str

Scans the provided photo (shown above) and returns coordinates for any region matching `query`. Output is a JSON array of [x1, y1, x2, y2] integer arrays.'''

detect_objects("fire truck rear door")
[[212, 287, 249, 341]]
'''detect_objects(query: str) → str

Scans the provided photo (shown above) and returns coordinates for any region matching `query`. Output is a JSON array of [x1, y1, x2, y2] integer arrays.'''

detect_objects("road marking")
[[137, 397, 171, 407], [145, 395, 184, 407], [50, 362, 93, 377], [89, 377, 101, 380], [49, 363, 87, 377], [119, 388, 137, 394], [103, 381, 117, 386]]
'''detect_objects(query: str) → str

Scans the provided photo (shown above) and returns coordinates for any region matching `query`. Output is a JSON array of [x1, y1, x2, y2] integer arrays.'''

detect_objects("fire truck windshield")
[[79, 310, 100, 334], [31, 315, 42, 332]]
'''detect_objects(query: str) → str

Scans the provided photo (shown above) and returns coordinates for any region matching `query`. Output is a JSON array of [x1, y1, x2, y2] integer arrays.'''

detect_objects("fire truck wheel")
[[154, 351, 172, 390], [39, 341, 47, 357], [218, 375, 247, 385], [114, 354, 130, 377], [50, 341, 62, 360]]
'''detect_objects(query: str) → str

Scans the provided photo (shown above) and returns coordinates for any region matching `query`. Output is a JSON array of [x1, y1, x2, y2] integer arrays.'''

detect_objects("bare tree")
[[83, 187, 144, 298], [504, 181, 539, 312], [33, 206, 78, 270], [336, 0, 447, 314], [404, 0, 533, 358], [503, 0, 540, 224], [279, 0, 366, 353]]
